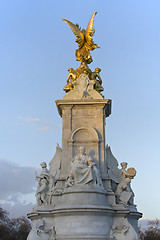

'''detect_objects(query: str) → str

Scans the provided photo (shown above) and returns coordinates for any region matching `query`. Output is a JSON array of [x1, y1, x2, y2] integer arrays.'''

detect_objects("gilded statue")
[[62, 11, 99, 65], [62, 12, 104, 94], [63, 68, 78, 93], [90, 68, 104, 93], [63, 65, 92, 93]]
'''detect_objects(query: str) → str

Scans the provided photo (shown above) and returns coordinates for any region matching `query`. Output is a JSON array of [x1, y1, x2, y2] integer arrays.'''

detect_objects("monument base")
[[27, 186, 142, 240]]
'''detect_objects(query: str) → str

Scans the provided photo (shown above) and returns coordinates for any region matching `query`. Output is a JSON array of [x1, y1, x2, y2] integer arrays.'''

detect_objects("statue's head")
[[68, 68, 74, 73], [125, 178, 131, 184], [40, 162, 47, 168], [83, 68, 88, 74], [95, 68, 101, 73], [121, 162, 127, 169], [79, 146, 86, 155], [41, 178, 48, 184]]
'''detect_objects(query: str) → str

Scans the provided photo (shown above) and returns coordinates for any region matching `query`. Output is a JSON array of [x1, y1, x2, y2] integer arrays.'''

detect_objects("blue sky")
[[0, 0, 160, 219]]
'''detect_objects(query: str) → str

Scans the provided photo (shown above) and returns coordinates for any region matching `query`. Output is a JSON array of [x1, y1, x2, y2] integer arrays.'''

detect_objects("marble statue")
[[115, 178, 134, 206], [110, 223, 139, 240], [110, 225, 129, 240], [27, 219, 56, 240], [35, 162, 56, 206], [36, 178, 49, 205], [106, 145, 136, 184], [66, 146, 103, 188], [120, 162, 136, 179], [106, 145, 136, 206]]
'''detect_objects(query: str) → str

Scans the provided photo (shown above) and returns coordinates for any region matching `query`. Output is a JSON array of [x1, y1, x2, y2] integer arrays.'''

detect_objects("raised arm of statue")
[[120, 162, 136, 180], [35, 171, 39, 180], [121, 168, 134, 179], [66, 72, 74, 83]]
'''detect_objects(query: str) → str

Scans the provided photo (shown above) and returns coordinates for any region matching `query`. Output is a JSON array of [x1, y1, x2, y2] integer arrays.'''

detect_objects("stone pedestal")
[[56, 98, 111, 180], [27, 74, 142, 240]]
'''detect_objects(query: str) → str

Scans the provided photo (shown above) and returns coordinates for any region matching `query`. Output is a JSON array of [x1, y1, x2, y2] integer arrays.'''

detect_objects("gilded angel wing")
[[61, 18, 84, 48], [106, 145, 122, 183], [85, 11, 100, 50]]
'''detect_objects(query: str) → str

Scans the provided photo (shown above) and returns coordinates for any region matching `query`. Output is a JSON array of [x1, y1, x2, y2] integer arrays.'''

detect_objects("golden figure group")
[[62, 11, 104, 94], [63, 66, 104, 93]]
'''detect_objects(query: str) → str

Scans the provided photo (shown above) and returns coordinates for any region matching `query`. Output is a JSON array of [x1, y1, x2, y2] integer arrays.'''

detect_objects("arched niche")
[[69, 127, 100, 164]]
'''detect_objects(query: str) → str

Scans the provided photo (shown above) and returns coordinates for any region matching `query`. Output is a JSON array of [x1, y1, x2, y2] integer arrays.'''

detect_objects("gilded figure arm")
[[67, 74, 71, 83], [97, 73, 102, 85]]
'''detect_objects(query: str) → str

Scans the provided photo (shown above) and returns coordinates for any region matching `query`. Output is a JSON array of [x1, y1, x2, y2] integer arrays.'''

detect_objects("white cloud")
[[0, 159, 37, 217], [17, 115, 60, 131], [38, 125, 49, 131], [0, 159, 36, 197], [36, 121, 50, 131], [0, 193, 35, 218], [18, 116, 40, 123]]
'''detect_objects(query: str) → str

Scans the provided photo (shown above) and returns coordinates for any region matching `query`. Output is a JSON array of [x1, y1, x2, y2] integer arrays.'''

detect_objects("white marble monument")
[[27, 11, 142, 240]]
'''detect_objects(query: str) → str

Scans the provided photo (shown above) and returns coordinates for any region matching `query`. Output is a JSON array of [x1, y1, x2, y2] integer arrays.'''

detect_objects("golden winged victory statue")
[[62, 11, 99, 65], [62, 11, 104, 94]]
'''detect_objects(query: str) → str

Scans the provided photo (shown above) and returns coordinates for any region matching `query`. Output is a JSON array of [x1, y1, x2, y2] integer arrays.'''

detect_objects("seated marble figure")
[[66, 146, 103, 188], [115, 178, 134, 206]]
